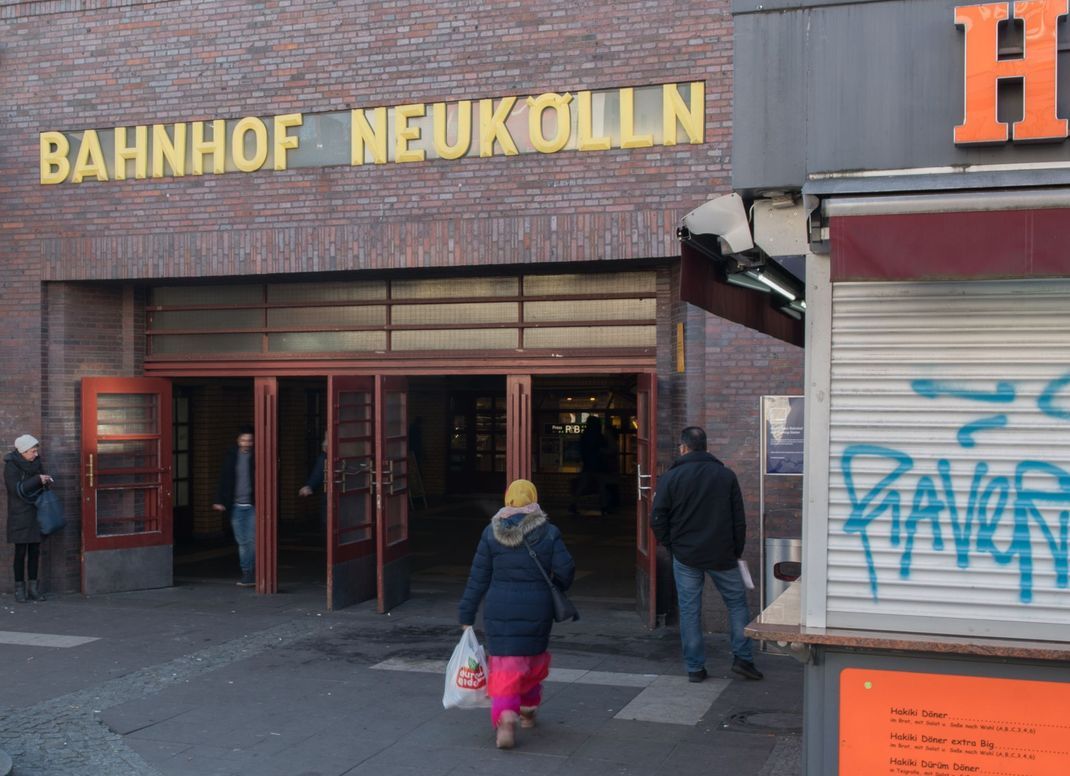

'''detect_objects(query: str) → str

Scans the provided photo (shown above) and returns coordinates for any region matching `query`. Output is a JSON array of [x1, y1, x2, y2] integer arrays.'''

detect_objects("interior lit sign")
[[840, 668, 1070, 775], [545, 424, 583, 435], [954, 0, 1068, 144], [39, 81, 704, 185]]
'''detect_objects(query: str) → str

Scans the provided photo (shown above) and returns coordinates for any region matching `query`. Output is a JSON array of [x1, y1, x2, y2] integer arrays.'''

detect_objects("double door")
[[81, 372, 660, 625], [80, 374, 410, 612], [327, 375, 409, 612]]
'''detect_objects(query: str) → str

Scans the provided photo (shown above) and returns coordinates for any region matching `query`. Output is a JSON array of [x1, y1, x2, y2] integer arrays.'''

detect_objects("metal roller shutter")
[[826, 279, 1070, 641]]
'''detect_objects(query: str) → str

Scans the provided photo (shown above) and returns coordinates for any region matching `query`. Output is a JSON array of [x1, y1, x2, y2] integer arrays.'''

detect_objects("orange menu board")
[[840, 668, 1070, 776]]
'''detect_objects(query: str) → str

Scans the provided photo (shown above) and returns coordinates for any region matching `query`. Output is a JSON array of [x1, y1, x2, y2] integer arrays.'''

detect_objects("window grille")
[[147, 272, 657, 358]]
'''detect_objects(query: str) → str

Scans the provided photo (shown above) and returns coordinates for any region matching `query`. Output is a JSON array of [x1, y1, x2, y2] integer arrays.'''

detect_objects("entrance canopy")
[[677, 194, 805, 347]]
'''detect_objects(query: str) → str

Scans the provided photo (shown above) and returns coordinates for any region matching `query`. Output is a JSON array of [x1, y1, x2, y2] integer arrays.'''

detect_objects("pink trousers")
[[490, 684, 542, 727], [487, 652, 551, 727]]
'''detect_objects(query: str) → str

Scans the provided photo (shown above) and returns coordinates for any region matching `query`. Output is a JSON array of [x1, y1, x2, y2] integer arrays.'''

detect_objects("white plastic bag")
[[442, 627, 491, 709]]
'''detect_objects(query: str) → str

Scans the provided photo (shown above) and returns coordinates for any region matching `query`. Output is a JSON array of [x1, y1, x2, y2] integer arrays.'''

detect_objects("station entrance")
[[77, 269, 664, 620], [79, 370, 661, 625]]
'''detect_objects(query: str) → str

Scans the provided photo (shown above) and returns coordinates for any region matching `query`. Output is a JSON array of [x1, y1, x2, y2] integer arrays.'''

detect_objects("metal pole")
[[758, 396, 766, 614]]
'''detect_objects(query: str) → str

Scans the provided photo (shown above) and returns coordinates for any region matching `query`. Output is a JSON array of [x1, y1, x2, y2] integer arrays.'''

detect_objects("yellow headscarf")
[[504, 479, 538, 508]]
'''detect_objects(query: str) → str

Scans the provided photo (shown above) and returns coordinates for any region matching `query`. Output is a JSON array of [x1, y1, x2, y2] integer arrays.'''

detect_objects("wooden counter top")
[[745, 583, 1070, 662]]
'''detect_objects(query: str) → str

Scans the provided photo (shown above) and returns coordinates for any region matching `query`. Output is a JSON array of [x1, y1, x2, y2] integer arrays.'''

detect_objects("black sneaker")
[[687, 668, 708, 683], [236, 572, 255, 588], [731, 658, 763, 680]]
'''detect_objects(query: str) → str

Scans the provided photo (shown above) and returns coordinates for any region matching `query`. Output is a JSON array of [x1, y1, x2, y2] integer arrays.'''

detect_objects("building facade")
[[1, 0, 803, 629]]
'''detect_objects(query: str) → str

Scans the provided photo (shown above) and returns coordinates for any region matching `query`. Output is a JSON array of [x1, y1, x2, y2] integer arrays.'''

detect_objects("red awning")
[[679, 243, 803, 347]]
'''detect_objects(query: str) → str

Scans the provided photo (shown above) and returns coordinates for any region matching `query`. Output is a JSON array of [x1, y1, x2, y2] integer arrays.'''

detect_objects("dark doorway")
[[407, 374, 643, 613], [170, 378, 254, 584], [277, 377, 328, 589], [170, 377, 328, 590]]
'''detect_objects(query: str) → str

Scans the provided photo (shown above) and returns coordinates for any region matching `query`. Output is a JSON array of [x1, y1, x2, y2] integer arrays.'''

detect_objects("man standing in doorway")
[[212, 425, 256, 588], [652, 426, 762, 683]]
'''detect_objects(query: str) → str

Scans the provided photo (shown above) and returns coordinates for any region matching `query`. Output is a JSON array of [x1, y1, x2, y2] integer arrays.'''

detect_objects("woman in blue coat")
[[458, 479, 575, 749]]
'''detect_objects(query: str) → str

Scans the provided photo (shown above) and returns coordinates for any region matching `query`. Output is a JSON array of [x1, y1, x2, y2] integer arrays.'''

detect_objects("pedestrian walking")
[[569, 416, 610, 515], [4, 434, 55, 603], [458, 479, 575, 749], [212, 425, 256, 587], [652, 426, 763, 683]]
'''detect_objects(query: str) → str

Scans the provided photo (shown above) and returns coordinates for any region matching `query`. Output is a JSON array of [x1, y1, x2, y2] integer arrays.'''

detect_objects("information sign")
[[840, 668, 1070, 775], [763, 395, 804, 475]]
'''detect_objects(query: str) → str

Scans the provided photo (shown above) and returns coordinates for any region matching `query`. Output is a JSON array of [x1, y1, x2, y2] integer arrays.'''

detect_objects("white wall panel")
[[826, 279, 1070, 640]]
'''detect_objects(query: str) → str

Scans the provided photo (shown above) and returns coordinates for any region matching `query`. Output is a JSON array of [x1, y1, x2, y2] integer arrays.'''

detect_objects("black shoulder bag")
[[522, 534, 579, 623], [18, 472, 66, 536]]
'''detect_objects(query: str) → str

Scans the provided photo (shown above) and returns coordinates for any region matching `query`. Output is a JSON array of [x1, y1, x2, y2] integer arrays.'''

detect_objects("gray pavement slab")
[[0, 581, 802, 775]]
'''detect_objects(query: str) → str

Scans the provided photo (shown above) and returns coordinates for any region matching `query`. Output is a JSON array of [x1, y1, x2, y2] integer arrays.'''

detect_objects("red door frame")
[[635, 371, 658, 629], [138, 363, 657, 618], [327, 375, 377, 610], [81, 377, 173, 593], [375, 376, 409, 613], [506, 375, 532, 483], [81, 377, 174, 552], [254, 377, 278, 594]]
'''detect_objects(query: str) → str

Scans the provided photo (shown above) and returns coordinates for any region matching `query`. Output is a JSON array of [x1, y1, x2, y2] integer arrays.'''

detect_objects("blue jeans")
[[230, 505, 256, 574], [673, 557, 754, 671]]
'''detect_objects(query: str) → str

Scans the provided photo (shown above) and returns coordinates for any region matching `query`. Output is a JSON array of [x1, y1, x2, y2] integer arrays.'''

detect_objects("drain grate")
[[724, 710, 803, 734]]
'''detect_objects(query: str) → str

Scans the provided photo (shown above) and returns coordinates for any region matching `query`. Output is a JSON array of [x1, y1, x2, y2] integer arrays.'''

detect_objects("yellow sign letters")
[[40, 82, 704, 184]]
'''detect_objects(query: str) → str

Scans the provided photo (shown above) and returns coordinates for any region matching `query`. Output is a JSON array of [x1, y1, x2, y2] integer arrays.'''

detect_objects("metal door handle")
[[637, 464, 652, 498], [87, 453, 94, 488], [380, 459, 394, 494], [334, 460, 370, 489]]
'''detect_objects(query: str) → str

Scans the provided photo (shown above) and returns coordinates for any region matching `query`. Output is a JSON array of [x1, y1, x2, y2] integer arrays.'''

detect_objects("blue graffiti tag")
[[841, 372, 1070, 604]]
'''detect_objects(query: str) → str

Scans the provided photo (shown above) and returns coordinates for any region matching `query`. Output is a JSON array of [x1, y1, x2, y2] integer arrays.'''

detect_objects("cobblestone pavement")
[[0, 616, 332, 776]]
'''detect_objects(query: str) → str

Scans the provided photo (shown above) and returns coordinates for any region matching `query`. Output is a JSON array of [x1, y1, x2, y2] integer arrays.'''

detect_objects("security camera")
[[680, 193, 754, 254]]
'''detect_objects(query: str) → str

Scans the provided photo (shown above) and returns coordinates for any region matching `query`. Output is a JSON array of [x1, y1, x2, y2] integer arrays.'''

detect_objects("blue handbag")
[[34, 488, 66, 536]]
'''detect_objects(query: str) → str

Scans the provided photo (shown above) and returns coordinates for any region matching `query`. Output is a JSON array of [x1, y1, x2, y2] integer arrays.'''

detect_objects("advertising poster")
[[763, 395, 804, 475], [840, 668, 1070, 775]]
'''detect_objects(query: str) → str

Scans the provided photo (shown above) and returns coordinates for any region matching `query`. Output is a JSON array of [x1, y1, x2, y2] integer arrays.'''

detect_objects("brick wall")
[[1, 0, 733, 591], [26, 283, 145, 592], [0, 0, 810, 630], [5, 0, 732, 285], [673, 312, 804, 629]]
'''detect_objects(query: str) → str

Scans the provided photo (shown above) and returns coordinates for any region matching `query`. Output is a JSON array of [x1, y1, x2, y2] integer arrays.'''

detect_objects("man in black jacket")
[[652, 426, 762, 683], [212, 425, 256, 587]]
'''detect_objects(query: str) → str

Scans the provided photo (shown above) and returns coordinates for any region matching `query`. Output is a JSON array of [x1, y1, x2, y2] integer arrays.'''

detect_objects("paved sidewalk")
[[0, 580, 801, 775]]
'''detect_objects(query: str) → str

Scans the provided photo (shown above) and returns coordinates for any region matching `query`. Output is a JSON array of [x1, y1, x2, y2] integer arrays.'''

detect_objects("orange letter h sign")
[[955, 0, 1068, 144]]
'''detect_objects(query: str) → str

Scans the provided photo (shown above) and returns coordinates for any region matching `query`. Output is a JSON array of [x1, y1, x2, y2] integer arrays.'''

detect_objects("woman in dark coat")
[[4, 434, 54, 603], [458, 479, 575, 749]]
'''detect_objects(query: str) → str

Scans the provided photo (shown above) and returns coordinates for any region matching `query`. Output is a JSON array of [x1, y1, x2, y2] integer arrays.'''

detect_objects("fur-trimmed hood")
[[490, 504, 548, 547]]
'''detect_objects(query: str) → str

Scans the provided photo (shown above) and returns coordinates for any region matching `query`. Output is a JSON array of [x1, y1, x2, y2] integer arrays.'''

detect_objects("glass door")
[[327, 376, 377, 610], [81, 377, 173, 594], [447, 391, 508, 492], [376, 376, 410, 613]]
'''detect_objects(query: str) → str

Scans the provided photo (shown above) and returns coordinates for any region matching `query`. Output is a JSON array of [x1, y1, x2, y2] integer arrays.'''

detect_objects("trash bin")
[[763, 537, 801, 609]]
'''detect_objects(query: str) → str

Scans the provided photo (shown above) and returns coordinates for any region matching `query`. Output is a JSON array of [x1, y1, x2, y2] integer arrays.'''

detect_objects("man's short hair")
[[238, 424, 254, 437], [680, 426, 707, 452]]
